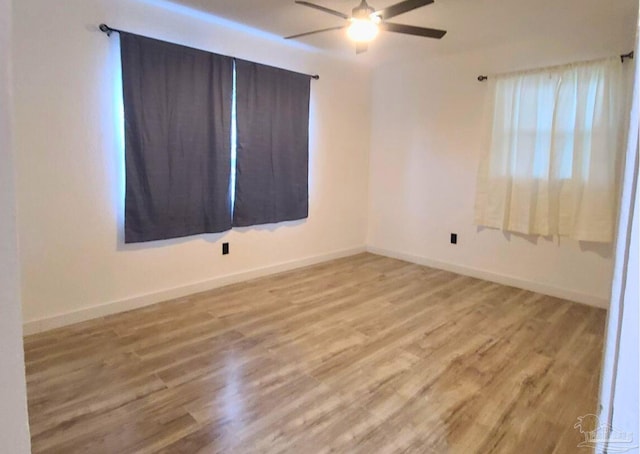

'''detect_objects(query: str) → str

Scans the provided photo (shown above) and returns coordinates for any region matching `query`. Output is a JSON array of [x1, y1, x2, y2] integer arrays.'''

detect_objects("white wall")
[[610, 146, 639, 453], [0, 0, 31, 450], [14, 0, 371, 332], [367, 32, 636, 307], [598, 22, 639, 454]]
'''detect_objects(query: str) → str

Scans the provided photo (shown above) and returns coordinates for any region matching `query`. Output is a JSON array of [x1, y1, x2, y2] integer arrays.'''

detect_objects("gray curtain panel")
[[233, 60, 311, 227], [120, 33, 234, 243]]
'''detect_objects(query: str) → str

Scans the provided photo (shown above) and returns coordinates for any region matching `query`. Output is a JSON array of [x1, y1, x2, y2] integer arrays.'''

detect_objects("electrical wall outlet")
[[222, 242, 229, 255], [450, 233, 457, 244]]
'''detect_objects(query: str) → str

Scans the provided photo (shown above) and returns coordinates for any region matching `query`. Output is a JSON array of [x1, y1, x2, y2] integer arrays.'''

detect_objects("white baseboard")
[[23, 246, 366, 335], [23, 244, 608, 335], [366, 246, 609, 309]]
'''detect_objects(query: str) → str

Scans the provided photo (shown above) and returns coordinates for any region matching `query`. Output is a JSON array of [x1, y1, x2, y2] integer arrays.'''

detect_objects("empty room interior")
[[1, 0, 640, 453]]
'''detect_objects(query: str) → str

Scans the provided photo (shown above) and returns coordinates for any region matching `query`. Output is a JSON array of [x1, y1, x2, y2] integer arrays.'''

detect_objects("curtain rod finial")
[[477, 75, 488, 82], [99, 23, 113, 36]]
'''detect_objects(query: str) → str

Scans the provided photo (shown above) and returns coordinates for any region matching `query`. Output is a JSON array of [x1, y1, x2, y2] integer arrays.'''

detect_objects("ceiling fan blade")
[[356, 42, 368, 54], [285, 25, 347, 39], [381, 22, 446, 39], [294, 1, 349, 19], [375, 0, 434, 20]]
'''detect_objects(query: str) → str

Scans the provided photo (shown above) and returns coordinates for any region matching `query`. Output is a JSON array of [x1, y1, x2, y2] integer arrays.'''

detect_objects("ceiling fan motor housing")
[[352, 0, 375, 19]]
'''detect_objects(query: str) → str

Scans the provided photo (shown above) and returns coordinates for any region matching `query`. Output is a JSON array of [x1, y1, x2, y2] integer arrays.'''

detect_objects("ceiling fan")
[[284, 0, 446, 54]]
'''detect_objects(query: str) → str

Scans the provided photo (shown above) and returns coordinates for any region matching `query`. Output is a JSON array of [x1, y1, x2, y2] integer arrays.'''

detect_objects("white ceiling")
[[171, 0, 638, 66]]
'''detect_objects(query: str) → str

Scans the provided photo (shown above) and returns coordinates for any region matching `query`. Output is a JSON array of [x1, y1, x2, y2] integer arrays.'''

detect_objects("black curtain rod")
[[476, 51, 635, 82], [98, 23, 320, 80]]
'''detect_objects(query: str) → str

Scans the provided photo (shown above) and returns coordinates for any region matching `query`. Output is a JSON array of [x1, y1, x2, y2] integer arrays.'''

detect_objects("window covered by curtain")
[[120, 33, 234, 243], [233, 60, 311, 227], [475, 58, 628, 242]]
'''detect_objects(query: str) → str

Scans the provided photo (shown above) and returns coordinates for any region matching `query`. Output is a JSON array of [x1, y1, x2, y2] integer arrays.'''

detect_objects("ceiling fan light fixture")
[[347, 17, 380, 43], [286, 0, 447, 54]]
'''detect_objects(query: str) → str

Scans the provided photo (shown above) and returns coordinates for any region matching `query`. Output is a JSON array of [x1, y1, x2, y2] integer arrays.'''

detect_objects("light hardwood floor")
[[24, 253, 606, 453]]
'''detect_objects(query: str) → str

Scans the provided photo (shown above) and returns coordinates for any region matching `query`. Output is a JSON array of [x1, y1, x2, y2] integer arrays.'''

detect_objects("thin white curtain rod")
[[477, 51, 634, 82]]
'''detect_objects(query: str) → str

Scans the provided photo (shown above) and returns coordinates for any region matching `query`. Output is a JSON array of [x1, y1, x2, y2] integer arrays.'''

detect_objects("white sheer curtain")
[[475, 57, 628, 242]]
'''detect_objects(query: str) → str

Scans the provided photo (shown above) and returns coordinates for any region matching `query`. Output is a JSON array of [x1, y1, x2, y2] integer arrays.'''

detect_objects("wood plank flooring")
[[24, 253, 606, 453]]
